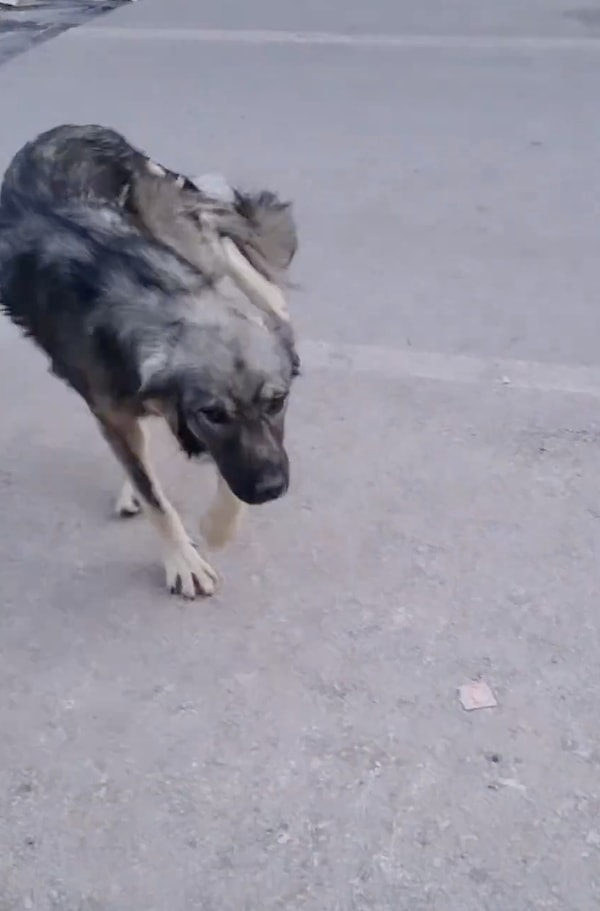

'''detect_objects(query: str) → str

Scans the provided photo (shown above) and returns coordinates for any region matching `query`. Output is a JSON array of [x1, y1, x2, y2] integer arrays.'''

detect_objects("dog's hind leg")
[[115, 479, 141, 517], [221, 237, 290, 322], [200, 471, 247, 550], [97, 410, 218, 598]]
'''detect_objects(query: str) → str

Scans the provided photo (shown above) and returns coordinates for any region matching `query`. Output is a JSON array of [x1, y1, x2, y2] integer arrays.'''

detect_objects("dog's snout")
[[251, 467, 288, 505], [215, 430, 290, 506]]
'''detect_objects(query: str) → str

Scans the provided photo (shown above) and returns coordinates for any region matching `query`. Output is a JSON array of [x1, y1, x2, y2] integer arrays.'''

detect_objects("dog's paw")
[[163, 540, 219, 599], [115, 481, 141, 518]]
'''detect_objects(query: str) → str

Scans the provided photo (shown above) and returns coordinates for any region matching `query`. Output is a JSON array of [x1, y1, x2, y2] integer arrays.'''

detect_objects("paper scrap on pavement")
[[458, 680, 498, 711]]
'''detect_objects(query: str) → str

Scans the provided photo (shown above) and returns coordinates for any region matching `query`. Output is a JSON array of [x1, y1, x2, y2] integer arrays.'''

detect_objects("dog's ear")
[[139, 353, 209, 459]]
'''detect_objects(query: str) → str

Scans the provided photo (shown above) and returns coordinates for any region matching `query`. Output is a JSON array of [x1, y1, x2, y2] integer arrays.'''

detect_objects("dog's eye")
[[200, 405, 230, 425], [264, 394, 287, 416]]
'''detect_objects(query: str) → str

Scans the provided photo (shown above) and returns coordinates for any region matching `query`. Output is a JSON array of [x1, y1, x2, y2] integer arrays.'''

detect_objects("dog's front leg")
[[97, 412, 218, 598], [200, 471, 247, 550]]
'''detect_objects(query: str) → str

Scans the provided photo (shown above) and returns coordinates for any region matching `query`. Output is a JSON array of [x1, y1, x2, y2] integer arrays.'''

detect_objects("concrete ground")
[[1, 1, 600, 908]]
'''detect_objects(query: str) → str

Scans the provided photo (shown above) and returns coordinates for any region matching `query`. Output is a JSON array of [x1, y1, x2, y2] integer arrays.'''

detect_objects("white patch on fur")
[[221, 237, 289, 322], [191, 173, 235, 203], [139, 348, 169, 388], [146, 159, 167, 177], [200, 473, 247, 549], [117, 183, 129, 207]]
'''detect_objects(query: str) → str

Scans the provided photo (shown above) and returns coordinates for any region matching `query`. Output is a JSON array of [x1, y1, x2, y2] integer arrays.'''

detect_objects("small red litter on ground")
[[458, 680, 498, 711]]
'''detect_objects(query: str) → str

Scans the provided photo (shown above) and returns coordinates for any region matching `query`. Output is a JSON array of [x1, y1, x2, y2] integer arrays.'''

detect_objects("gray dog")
[[1, 123, 300, 550], [0, 126, 300, 598]]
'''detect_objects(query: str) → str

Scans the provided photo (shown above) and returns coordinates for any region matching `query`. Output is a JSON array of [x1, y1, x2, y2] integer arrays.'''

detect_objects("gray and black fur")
[[0, 125, 300, 598], [0, 123, 298, 290]]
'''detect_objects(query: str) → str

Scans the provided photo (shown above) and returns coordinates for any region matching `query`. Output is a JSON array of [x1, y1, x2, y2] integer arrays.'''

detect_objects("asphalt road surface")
[[0, 0, 128, 67], [1, 1, 600, 909]]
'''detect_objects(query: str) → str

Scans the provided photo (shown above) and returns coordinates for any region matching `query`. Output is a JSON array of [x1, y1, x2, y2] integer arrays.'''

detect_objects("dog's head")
[[141, 306, 300, 506]]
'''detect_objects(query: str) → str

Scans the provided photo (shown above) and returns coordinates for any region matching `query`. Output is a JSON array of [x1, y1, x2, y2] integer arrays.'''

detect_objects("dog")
[[0, 123, 299, 549], [0, 192, 300, 598]]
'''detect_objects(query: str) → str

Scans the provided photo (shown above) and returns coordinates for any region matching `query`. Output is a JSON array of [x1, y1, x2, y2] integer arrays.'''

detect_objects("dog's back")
[[0, 195, 208, 398], [0, 124, 150, 213], [1, 124, 298, 288], [0, 192, 298, 393]]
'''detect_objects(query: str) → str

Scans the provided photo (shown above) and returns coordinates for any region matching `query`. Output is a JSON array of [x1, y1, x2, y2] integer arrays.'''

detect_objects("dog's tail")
[[192, 184, 298, 323], [132, 172, 297, 323], [191, 177, 297, 271], [231, 190, 298, 279]]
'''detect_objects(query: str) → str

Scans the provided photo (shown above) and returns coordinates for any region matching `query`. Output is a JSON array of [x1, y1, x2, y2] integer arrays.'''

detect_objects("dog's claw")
[[164, 540, 218, 599], [118, 503, 141, 518]]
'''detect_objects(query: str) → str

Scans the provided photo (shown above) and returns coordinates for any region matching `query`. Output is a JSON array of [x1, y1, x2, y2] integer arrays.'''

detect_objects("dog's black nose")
[[251, 468, 288, 504]]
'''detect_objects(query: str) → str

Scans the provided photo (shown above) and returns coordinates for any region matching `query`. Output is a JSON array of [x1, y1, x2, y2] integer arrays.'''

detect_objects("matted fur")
[[0, 123, 300, 550]]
